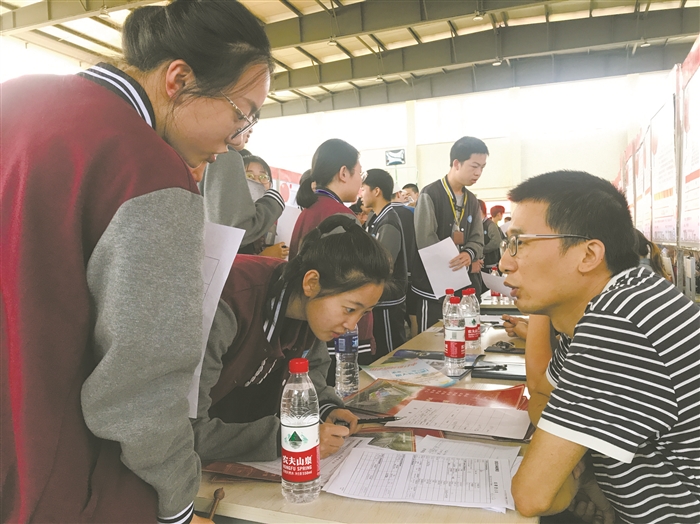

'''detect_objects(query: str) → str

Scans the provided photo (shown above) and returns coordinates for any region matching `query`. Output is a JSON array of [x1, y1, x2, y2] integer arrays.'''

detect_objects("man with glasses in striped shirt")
[[506, 171, 699, 524]]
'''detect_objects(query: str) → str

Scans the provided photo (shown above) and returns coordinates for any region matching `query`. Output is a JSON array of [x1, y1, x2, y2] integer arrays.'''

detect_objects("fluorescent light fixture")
[[492, 59, 502, 66], [640, 40, 651, 47], [473, 11, 484, 21]]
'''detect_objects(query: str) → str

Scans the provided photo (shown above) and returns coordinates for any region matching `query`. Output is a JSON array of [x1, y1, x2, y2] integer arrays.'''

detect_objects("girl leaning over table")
[[192, 215, 391, 462]]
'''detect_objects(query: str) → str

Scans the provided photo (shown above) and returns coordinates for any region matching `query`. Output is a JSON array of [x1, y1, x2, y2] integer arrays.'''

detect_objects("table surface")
[[195, 327, 535, 523]]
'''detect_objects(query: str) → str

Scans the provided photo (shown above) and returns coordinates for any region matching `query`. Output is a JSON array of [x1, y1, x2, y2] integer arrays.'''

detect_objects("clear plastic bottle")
[[489, 266, 502, 303], [443, 296, 466, 376], [281, 358, 321, 503], [461, 288, 481, 352], [334, 327, 359, 398], [442, 288, 455, 319]]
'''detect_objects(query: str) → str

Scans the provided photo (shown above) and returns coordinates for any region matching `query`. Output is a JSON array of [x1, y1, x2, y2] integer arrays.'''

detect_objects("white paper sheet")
[[418, 238, 471, 299], [416, 435, 520, 464], [188, 222, 244, 417], [481, 271, 513, 297], [323, 447, 509, 509], [363, 359, 456, 387], [240, 436, 371, 487], [386, 400, 531, 440], [480, 314, 505, 324], [274, 205, 302, 247]]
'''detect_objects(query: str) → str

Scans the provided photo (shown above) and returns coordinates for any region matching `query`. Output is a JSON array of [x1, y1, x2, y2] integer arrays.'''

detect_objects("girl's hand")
[[319, 422, 349, 458]]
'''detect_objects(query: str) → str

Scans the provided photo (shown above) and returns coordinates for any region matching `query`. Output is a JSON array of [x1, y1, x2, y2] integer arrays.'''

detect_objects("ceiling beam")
[[9, 30, 104, 64], [278, 0, 303, 18], [51, 23, 122, 54], [368, 33, 387, 52], [0, 0, 157, 36], [262, 42, 692, 118], [272, 6, 699, 92], [407, 27, 422, 44], [264, 0, 543, 50]]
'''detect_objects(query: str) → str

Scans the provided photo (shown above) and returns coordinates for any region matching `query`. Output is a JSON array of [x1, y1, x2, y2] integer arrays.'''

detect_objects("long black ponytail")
[[296, 139, 360, 209]]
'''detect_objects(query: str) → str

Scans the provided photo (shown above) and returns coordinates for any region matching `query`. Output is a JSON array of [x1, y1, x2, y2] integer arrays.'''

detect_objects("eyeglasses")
[[501, 233, 591, 257], [220, 92, 258, 139], [245, 171, 270, 184]]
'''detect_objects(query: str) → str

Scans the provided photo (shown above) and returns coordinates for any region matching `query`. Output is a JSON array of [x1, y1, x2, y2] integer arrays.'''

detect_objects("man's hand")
[[470, 259, 484, 273], [449, 252, 472, 271], [502, 315, 528, 339], [319, 422, 350, 458]]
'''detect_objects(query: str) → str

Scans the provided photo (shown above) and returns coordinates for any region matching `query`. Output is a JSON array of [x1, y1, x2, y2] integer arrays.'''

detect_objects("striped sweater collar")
[[77, 62, 156, 129]]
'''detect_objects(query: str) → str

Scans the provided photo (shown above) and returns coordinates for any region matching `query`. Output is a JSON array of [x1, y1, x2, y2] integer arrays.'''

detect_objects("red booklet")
[[346, 380, 527, 416]]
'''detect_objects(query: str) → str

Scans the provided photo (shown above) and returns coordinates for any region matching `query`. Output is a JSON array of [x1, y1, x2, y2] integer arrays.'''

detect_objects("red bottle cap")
[[449, 296, 460, 303], [463, 288, 476, 295], [445, 288, 454, 294], [289, 358, 309, 374]]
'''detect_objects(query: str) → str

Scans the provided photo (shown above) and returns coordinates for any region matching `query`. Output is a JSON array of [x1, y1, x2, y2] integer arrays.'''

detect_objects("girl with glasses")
[[1, 1, 273, 522]]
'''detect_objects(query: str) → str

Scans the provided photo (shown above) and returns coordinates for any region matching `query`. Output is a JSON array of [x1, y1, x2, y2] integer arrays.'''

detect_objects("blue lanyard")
[[315, 189, 342, 204]]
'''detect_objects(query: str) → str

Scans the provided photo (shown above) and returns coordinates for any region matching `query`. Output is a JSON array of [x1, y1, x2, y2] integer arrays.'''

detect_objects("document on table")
[[481, 271, 513, 297], [188, 222, 244, 417], [363, 359, 456, 387], [274, 205, 302, 247], [323, 447, 509, 509], [416, 436, 520, 464], [386, 400, 532, 440], [418, 238, 471, 299], [241, 436, 371, 486]]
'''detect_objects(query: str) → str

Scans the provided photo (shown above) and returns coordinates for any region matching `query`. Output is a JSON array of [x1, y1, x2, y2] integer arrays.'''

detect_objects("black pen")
[[357, 416, 402, 424], [473, 364, 508, 371]]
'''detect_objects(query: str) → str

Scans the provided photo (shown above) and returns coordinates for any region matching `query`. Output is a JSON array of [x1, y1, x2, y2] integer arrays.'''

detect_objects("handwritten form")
[[386, 400, 532, 440], [363, 359, 456, 387], [188, 222, 244, 417], [323, 447, 508, 509], [418, 238, 471, 299]]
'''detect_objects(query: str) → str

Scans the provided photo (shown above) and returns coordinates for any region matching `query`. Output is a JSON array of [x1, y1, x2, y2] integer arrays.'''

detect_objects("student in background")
[[391, 190, 419, 338], [402, 183, 420, 208], [239, 155, 289, 259], [482, 202, 506, 272], [192, 216, 390, 462], [1, 1, 272, 522], [635, 229, 672, 280], [507, 171, 700, 523], [289, 139, 375, 378], [360, 169, 409, 358], [349, 198, 369, 227], [412, 136, 488, 332]]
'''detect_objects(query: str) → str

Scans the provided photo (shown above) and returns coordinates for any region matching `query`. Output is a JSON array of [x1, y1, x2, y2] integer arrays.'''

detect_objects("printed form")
[[323, 447, 508, 509], [386, 400, 531, 440]]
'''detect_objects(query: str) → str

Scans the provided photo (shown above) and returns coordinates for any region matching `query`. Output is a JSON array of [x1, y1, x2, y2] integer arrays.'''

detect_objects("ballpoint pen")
[[357, 416, 403, 424]]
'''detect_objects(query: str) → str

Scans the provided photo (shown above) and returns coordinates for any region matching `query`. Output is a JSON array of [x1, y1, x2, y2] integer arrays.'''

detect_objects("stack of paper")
[[363, 358, 456, 387]]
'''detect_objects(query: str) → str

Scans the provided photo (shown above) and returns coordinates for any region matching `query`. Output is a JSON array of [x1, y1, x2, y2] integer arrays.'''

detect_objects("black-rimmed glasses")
[[501, 233, 591, 257], [221, 92, 258, 139]]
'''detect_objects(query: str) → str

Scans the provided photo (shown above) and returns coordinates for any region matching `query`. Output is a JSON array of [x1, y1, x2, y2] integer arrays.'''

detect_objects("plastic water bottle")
[[334, 327, 359, 398], [442, 288, 455, 319], [461, 288, 481, 352], [490, 266, 502, 303], [444, 296, 465, 376], [281, 358, 321, 503]]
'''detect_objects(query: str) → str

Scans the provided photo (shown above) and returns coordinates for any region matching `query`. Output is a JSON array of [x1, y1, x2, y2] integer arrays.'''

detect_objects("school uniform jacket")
[[192, 256, 343, 462], [412, 178, 484, 299], [1, 64, 202, 523], [365, 205, 408, 307]]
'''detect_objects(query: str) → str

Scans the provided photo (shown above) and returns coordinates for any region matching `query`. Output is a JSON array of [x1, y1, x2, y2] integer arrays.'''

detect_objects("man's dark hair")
[[402, 183, 419, 193], [363, 169, 394, 201], [508, 170, 638, 274], [349, 199, 364, 215], [450, 136, 489, 166]]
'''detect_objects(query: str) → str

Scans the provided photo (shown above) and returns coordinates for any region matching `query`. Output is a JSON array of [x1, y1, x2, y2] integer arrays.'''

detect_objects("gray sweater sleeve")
[[82, 188, 203, 519], [306, 338, 345, 420], [199, 149, 285, 245], [414, 192, 440, 250], [484, 220, 502, 254], [191, 300, 280, 463], [375, 222, 402, 266]]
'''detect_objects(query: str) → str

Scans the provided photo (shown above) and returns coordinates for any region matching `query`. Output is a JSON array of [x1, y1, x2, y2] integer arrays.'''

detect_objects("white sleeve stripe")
[[537, 418, 636, 463], [158, 502, 194, 524], [658, 325, 700, 356], [548, 401, 659, 436], [264, 189, 285, 208], [561, 363, 676, 398], [637, 292, 688, 328], [646, 300, 699, 337], [545, 367, 557, 387]]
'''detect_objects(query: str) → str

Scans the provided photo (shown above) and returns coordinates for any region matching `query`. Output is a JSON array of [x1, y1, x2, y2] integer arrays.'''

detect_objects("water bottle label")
[[334, 332, 358, 354], [465, 325, 480, 341], [281, 423, 320, 482], [445, 340, 465, 358]]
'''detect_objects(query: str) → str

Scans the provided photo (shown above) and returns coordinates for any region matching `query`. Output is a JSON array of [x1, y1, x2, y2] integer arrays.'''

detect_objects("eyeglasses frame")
[[501, 233, 592, 257], [220, 92, 258, 139]]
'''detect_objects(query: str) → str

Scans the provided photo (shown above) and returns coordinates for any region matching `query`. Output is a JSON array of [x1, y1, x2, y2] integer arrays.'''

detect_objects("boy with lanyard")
[[192, 216, 391, 462], [360, 169, 409, 358], [412, 136, 489, 332]]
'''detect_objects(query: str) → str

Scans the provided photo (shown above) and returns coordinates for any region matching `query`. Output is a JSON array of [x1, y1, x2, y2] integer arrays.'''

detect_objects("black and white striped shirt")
[[539, 267, 700, 524]]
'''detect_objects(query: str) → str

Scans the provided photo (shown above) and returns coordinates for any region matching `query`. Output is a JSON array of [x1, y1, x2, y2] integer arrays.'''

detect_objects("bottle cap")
[[445, 288, 454, 294], [449, 296, 460, 304], [289, 358, 309, 374], [463, 288, 476, 295]]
